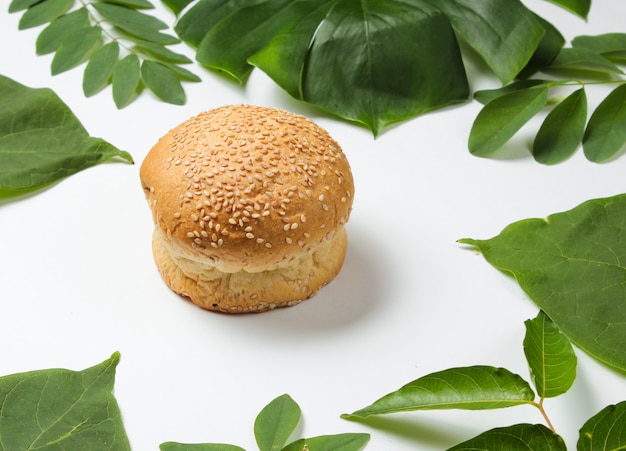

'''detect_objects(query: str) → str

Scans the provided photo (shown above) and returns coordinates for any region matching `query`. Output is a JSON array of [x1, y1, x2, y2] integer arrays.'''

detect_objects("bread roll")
[[140, 105, 354, 313]]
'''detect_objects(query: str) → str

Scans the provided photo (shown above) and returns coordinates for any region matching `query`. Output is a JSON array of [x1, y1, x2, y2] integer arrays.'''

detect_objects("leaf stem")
[[531, 398, 556, 432]]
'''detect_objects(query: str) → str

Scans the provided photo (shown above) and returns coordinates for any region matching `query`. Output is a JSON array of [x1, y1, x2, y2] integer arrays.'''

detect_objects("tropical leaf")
[[459, 194, 626, 373], [174, 0, 566, 135], [545, 0, 591, 19]]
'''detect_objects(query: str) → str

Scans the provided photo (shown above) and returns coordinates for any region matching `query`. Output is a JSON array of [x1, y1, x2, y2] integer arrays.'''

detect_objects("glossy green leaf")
[[133, 39, 193, 64], [162, 0, 195, 15], [549, 47, 624, 74], [469, 86, 550, 157], [254, 394, 301, 451], [458, 194, 626, 373], [583, 84, 626, 162], [92, 2, 179, 44], [141, 60, 186, 104], [0, 352, 130, 449], [50, 26, 102, 75], [8, 0, 42, 13], [473, 80, 551, 105], [160, 443, 245, 451], [519, 15, 565, 78], [83, 41, 120, 96], [18, 0, 73, 29], [282, 433, 370, 451], [578, 401, 626, 451], [572, 33, 626, 64], [0, 75, 132, 198], [427, 0, 546, 84], [112, 53, 141, 108], [35, 7, 90, 55], [163, 62, 202, 82], [102, 0, 155, 9], [448, 423, 566, 451], [523, 311, 577, 398], [533, 87, 587, 165], [342, 366, 535, 419], [181, 0, 573, 134], [545, 0, 590, 19]]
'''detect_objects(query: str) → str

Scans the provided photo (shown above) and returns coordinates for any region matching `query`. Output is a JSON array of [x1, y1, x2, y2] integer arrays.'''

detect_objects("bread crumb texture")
[[140, 104, 354, 313]]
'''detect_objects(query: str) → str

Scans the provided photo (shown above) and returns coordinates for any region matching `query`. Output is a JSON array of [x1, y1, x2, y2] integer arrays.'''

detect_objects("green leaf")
[[448, 423, 566, 451], [161, 0, 195, 15], [101, 0, 155, 9], [162, 62, 202, 82], [578, 401, 626, 451], [0, 352, 130, 449], [572, 33, 626, 64], [160, 443, 246, 451], [9, 0, 43, 13], [545, 0, 590, 19], [429, 0, 546, 84], [0, 74, 132, 198], [83, 41, 120, 96], [583, 84, 626, 163], [533, 87, 587, 165], [50, 26, 102, 75], [254, 394, 301, 451], [18, 0, 73, 29], [342, 366, 535, 419], [282, 433, 371, 451], [133, 39, 193, 64], [518, 15, 565, 78], [112, 53, 141, 108], [468, 86, 550, 157], [92, 1, 179, 44], [548, 47, 624, 74], [523, 311, 577, 398], [473, 80, 551, 105], [35, 7, 90, 55], [140, 60, 186, 104], [458, 194, 626, 373]]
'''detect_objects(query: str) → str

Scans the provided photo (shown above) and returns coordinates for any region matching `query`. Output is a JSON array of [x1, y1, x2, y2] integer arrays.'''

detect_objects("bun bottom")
[[151, 227, 348, 313]]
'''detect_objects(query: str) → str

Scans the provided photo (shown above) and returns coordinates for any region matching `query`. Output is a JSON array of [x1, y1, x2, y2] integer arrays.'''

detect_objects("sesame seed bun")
[[140, 104, 354, 313]]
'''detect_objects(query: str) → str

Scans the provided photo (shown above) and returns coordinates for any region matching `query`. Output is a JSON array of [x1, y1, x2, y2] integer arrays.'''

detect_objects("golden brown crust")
[[140, 104, 354, 312]]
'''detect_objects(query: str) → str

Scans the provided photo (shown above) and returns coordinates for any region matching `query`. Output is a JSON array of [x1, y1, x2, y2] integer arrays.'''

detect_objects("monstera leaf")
[[172, 0, 584, 135]]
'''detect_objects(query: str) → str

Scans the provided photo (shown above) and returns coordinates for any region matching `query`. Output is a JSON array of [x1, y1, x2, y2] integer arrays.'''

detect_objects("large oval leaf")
[[0, 353, 129, 449], [523, 311, 577, 398], [448, 423, 566, 451], [342, 366, 535, 419], [459, 194, 626, 373], [0, 75, 132, 199]]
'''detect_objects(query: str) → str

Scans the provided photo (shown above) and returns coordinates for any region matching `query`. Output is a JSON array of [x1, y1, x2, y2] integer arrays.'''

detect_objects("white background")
[[1, 1, 625, 449]]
